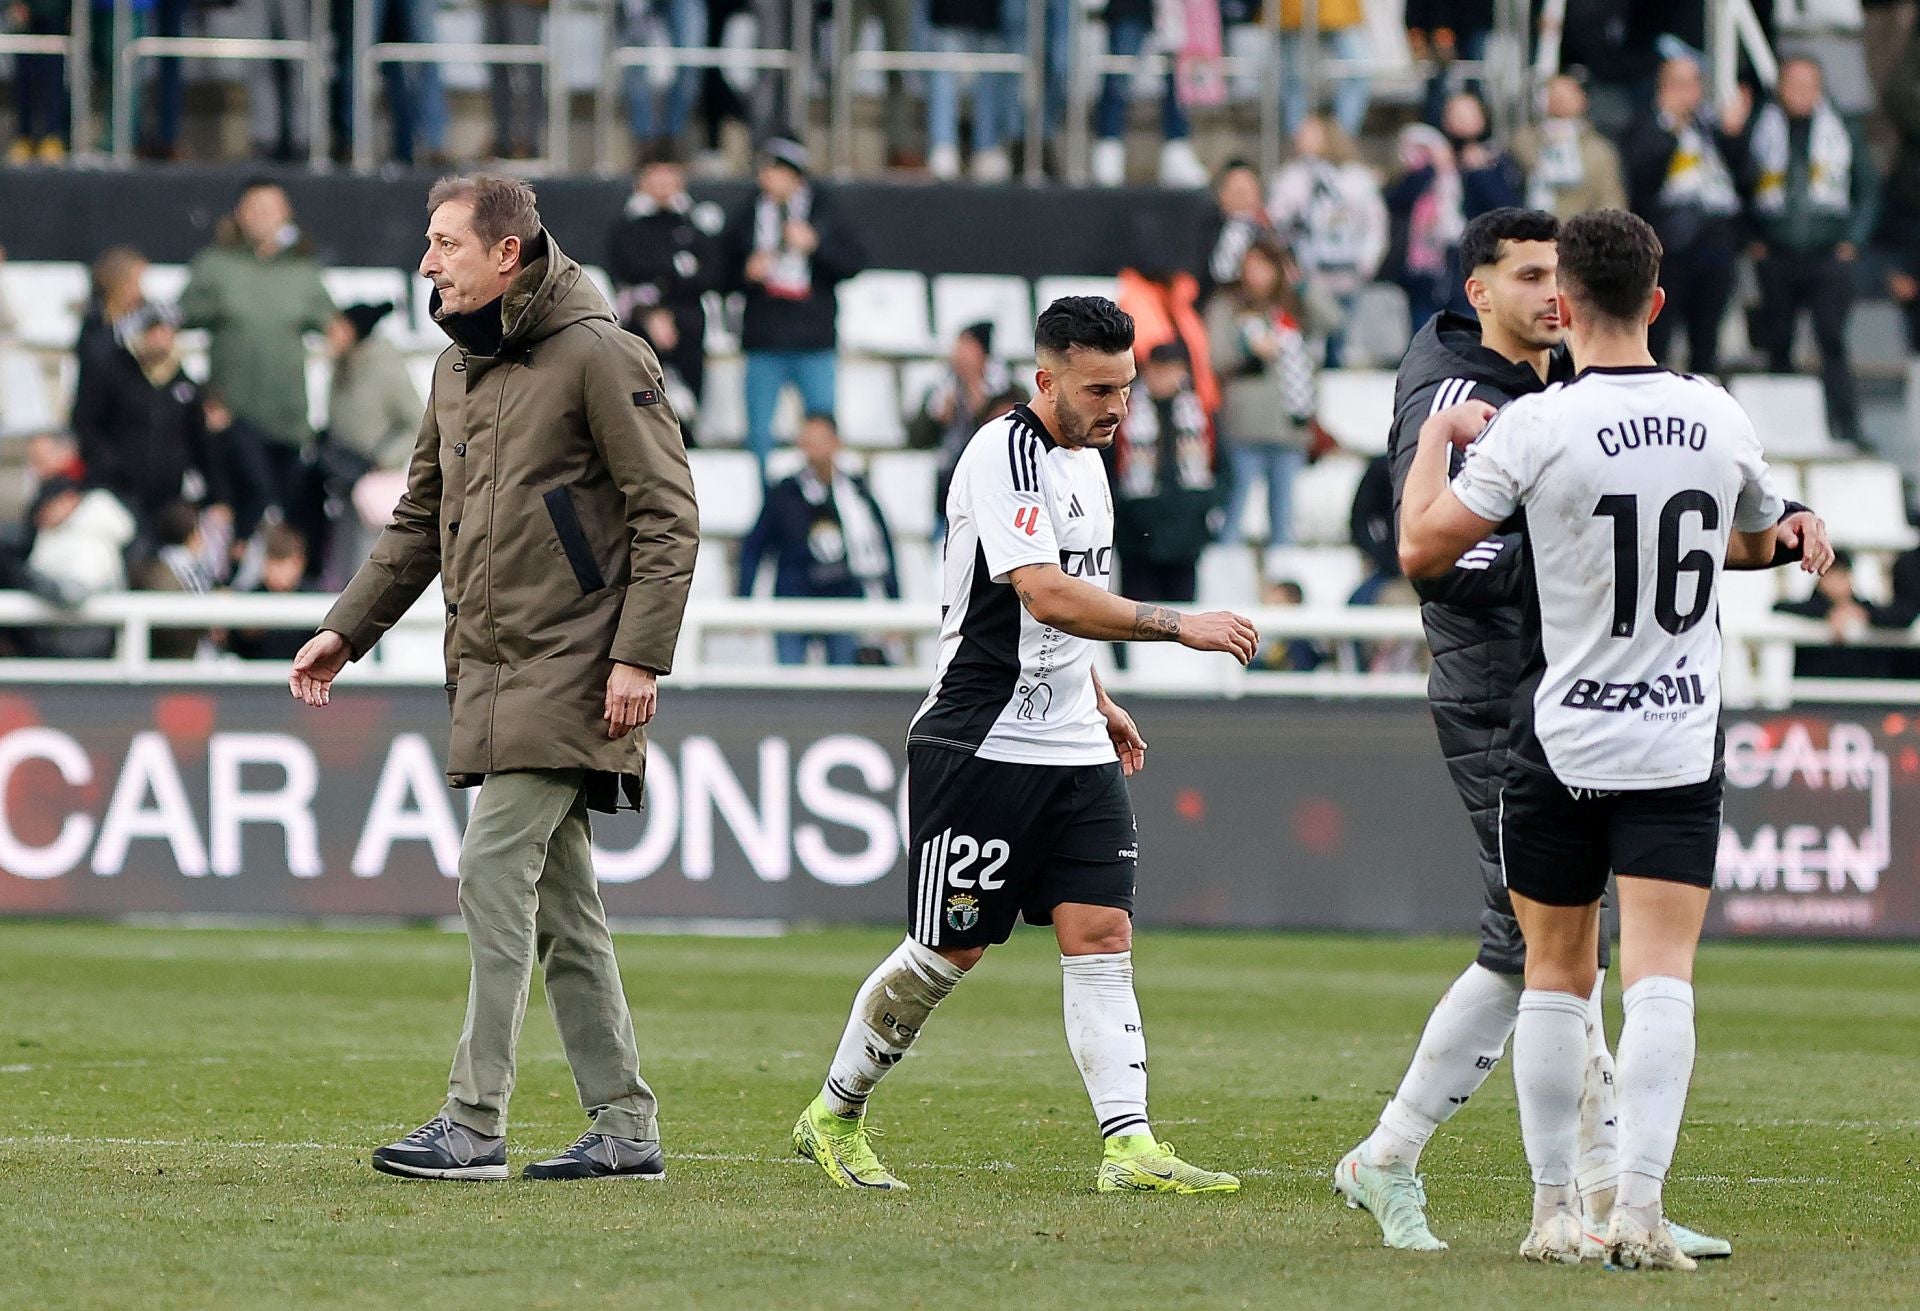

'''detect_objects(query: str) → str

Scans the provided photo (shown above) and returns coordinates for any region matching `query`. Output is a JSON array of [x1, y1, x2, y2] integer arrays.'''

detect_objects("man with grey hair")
[[290, 174, 700, 1181]]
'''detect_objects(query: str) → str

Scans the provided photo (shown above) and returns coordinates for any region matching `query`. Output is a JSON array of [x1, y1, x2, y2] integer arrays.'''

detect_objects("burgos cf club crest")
[[946, 893, 980, 932]]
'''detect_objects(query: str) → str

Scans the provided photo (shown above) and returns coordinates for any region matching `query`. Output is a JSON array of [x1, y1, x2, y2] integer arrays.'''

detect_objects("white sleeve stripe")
[[1429, 377, 1471, 417]]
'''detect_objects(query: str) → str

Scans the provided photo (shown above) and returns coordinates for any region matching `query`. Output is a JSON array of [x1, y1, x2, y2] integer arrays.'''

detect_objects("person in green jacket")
[[179, 179, 340, 513], [1742, 55, 1879, 448]]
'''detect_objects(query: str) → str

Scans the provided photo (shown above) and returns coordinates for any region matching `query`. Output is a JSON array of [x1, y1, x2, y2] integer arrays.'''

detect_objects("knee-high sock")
[[1577, 969, 1622, 1216], [1362, 962, 1523, 1170], [820, 937, 965, 1119], [1061, 952, 1150, 1140], [1614, 976, 1697, 1227], [1515, 989, 1590, 1224]]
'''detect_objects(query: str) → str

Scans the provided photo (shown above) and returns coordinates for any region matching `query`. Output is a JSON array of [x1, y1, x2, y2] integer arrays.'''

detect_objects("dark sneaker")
[[371, 1117, 507, 1181], [523, 1132, 666, 1181]]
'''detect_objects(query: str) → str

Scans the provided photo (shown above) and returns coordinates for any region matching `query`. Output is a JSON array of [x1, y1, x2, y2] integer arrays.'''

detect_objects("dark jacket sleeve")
[[807, 194, 869, 287], [1623, 118, 1678, 214], [1846, 117, 1881, 249], [736, 492, 778, 597], [717, 201, 753, 295], [1389, 378, 1525, 607], [184, 387, 232, 508], [1461, 153, 1525, 217]]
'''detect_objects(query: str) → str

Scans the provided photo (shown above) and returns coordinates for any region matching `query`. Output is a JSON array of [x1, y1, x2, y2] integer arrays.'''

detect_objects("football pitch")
[[1, 922, 1915, 1311]]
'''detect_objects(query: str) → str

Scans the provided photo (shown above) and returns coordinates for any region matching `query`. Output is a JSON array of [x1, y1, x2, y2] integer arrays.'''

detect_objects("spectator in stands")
[[841, 0, 921, 172], [22, 475, 134, 655], [145, 0, 194, 160], [1090, 0, 1208, 188], [1626, 55, 1750, 378], [329, 0, 451, 166], [1407, 0, 1494, 125], [1381, 122, 1464, 333], [325, 303, 421, 476], [7, 0, 68, 161], [1205, 159, 1278, 296], [228, 523, 315, 662], [25, 430, 84, 484], [1881, 23, 1920, 350], [926, 0, 1017, 182], [722, 139, 869, 473], [1439, 90, 1524, 221], [736, 413, 900, 665], [1743, 55, 1878, 450], [180, 180, 339, 540], [1206, 234, 1332, 545], [133, 500, 218, 660], [1773, 550, 1895, 679], [1347, 452, 1399, 605], [1267, 114, 1388, 365], [1513, 74, 1627, 220], [1253, 579, 1326, 671], [608, 143, 721, 438], [620, 0, 707, 154], [242, 0, 313, 160], [72, 298, 233, 546], [1277, 0, 1372, 140], [1108, 342, 1219, 603], [1117, 226, 1218, 416], [201, 387, 283, 543], [908, 320, 1012, 518], [485, 0, 547, 157]]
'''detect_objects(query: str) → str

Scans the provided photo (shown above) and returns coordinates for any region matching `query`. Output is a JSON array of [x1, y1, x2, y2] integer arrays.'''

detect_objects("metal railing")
[[0, 589, 1913, 707], [1065, 34, 1281, 184], [0, 0, 91, 160], [111, 0, 331, 168]]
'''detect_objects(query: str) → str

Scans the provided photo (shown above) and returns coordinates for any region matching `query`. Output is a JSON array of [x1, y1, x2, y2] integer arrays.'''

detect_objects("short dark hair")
[[1147, 341, 1189, 367], [1557, 209, 1663, 325], [263, 522, 307, 562], [153, 501, 199, 547], [1034, 296, 1135, 359], [1459, 208, 1559, 275], [427, 174, 541, 250]]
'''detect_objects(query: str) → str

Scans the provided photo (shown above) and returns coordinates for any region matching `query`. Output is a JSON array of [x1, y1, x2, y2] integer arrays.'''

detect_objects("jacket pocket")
[[542, 486, 608, 594]]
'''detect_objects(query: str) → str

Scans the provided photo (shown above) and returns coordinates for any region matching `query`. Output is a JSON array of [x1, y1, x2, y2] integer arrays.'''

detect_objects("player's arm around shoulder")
[[1397, 398, 1509, 578]]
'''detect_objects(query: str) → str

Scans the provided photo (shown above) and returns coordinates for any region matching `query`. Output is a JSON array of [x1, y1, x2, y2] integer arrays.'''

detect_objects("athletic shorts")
[[904, 743, 1137, 950], [1498, 764, 1724, 908]]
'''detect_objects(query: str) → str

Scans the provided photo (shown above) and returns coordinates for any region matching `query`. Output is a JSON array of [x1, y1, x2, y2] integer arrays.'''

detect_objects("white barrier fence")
[[0, 589, 1911, 708]]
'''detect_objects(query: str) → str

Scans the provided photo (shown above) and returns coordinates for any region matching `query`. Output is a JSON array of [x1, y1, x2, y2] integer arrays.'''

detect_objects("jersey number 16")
[[1593, 491, 1719, 639]]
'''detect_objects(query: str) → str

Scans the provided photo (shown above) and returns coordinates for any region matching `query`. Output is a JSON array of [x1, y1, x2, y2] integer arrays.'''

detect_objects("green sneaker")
[[1095, 1134, 1240, 1194], [1333, 1144, 1448, 1251], [791, 1097, 908, 1192]]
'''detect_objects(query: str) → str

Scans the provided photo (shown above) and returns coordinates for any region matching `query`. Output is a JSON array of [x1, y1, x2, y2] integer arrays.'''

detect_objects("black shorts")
[[1498, 764, 1723, 908], [905, 743, 1137, 950]]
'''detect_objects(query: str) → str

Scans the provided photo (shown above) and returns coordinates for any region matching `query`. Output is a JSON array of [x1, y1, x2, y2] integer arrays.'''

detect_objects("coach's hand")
[[1779, 510, 1836, 576], [1098, 694, 1147, 776], [289, 630, 351, 708], [604, 662, 659, 738], [1177, 611, 1260, 665]]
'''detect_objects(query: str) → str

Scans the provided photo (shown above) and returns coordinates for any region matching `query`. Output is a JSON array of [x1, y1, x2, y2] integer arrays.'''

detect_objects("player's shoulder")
[[956, 407, 1048, 490]]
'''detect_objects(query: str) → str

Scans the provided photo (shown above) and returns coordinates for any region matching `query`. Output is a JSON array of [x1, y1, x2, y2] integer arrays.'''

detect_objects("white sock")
[[1614, 976, 1697, 1228], [1577, 969, 1621, 1224], [1515, 989, 1590, 1226], [1362, 962, 1522, 1170], [1061, 952, 1150, 1141], [820, 937, 965, 1119]]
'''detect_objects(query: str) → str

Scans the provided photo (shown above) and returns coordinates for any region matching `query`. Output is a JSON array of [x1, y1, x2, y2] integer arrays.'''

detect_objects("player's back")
[[908, 405, 1118, 767], [1454, 366, 1783, 789]]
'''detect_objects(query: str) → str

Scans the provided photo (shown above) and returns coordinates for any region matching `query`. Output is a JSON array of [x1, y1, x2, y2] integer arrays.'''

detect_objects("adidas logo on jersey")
[[1068, 495, 1085, 518]]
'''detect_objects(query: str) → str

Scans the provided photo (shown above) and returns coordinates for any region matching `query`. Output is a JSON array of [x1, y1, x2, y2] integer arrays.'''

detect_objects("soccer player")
[[1398, 209, 1833, 1268], [790, 297, 1259, 1194]]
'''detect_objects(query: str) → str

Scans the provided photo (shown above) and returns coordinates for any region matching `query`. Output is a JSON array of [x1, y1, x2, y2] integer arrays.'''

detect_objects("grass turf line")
[[0, 923, 1915, 1311]]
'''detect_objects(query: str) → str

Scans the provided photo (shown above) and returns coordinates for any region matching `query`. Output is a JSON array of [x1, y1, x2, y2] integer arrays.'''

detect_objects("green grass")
[[0, 923, 1915, 1311]]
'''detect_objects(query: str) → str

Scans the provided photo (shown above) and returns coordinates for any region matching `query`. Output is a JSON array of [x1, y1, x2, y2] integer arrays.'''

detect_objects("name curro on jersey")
[[1595, 415, 1709, 457]]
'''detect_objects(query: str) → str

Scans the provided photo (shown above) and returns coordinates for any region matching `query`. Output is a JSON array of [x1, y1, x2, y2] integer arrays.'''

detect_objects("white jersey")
[[1450, 366, 1784, 789], [909, 405, 1118, 766]]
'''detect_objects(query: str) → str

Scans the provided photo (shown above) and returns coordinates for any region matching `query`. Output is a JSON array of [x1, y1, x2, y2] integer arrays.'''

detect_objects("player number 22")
[[944, 835, 1011, 890], [1593, 490, 1719, 638]]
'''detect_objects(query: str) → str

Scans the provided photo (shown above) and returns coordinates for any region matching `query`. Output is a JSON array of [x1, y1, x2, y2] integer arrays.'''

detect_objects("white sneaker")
[[1091, 138, 1126, 187], [928, 145, 961, 180], [1158, 138, 1209, 188], [1519, 1210, 1585, 1264], [1606, 1212, 1699, 1272], [970, 146, 1011, 183]]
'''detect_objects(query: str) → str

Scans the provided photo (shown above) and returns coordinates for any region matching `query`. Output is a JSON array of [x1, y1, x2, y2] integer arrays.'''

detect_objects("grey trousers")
[[442, 769, 658, 1140]]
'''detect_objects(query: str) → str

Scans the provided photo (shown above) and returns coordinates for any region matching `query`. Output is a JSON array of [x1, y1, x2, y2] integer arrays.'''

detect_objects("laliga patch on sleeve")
[[632, 388, 661, 407]]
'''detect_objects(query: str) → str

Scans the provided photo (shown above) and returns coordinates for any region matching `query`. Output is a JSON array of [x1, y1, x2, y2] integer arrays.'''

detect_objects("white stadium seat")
[[691, 539, 736, 601], [893, 536, 940, 603], [142, 263, 190, 309], [1, 261, 89, 350], [1805, 462, 1918, 550], [687, 449, 765, 537], [702, 291, 739, 357], [1195, 544, 1261, 608], [306, 356, 334, 431], [898, 358, 949, 419], [1728, 375, 1847, 460], [1291, 453, 1367, 545], [700, 354, 747, 446], [1717, 568, 1783, 629], [1264, 545, 1367, 608], [1315, 369, 1397, 455], [1769, 461, 1805, 507], [835, 359, 905, 448], [932, 274, 1035, 359], [579, 265, 619, 317], [0, 348, 54, 435], [1033, 275, 1120, 312], [405, 352, 440, 405], [1344, 283, 1412, 368], [837, 270, 935, 357], [868, 450, 938, 541]]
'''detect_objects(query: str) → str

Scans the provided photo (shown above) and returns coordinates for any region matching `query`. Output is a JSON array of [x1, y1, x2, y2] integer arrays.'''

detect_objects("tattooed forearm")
[[1132, 604, 1182, 640], [1017, 584, 1038, 612]]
